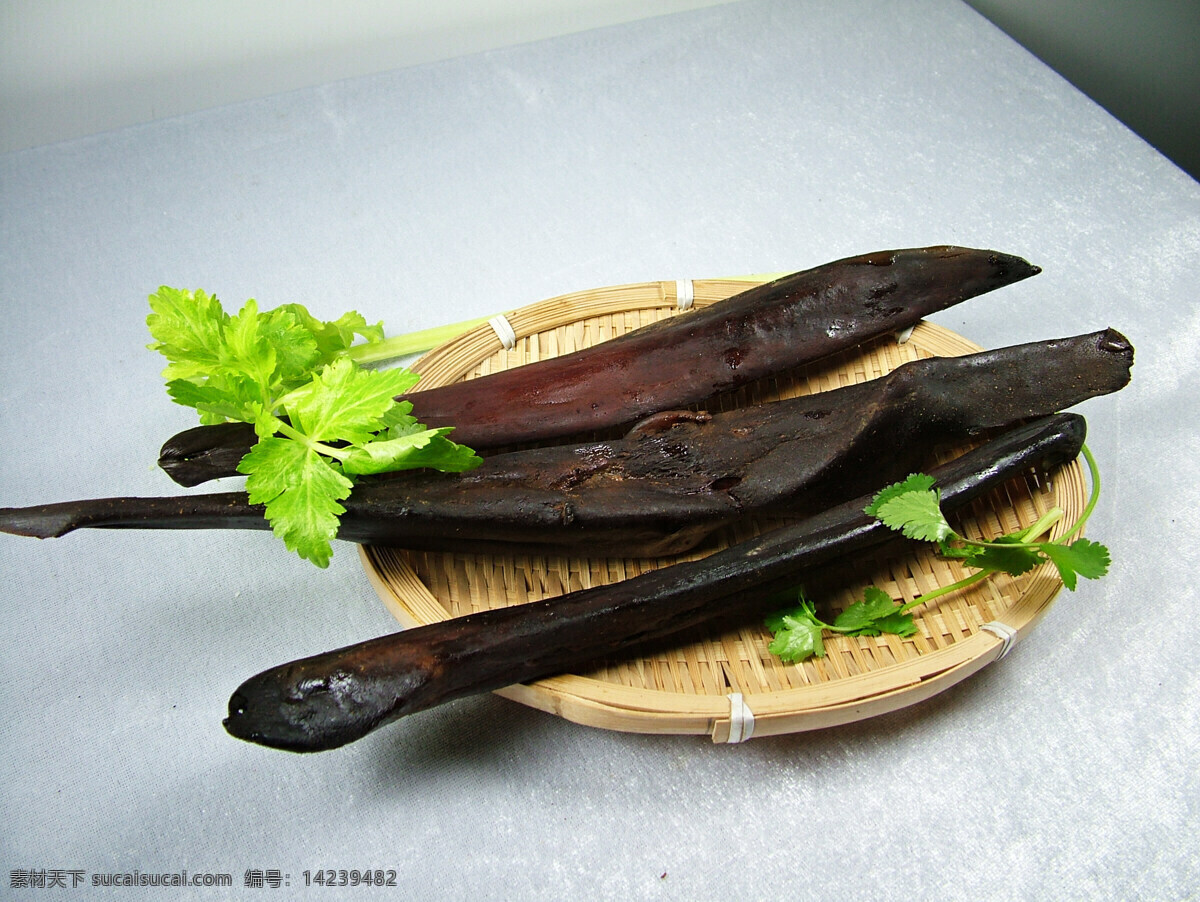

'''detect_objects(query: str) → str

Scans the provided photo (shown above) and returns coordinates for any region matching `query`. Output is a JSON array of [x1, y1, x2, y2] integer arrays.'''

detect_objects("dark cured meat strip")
[[0, 330, 1132, 557], [222, 413, 1088, 752], [157, 246, 1041, 486]]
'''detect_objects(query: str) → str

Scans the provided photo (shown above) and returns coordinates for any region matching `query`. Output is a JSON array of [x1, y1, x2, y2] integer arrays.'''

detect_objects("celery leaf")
[[150, 287, 480, 566], [239, 437, 352, 568]]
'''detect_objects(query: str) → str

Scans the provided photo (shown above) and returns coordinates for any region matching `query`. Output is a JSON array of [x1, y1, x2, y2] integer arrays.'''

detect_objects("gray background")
[[3, 0, 1199, 181], [2, 0, 1197, 899], [964, 0, 1200, 181]]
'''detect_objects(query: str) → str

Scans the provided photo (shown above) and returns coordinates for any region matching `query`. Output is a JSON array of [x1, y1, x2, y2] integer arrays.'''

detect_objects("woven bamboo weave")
[[360, 278, 1085, 741]]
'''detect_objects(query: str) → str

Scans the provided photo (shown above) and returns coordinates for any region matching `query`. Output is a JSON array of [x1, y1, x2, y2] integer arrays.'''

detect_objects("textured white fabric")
[[2, 1, 1197, 898]]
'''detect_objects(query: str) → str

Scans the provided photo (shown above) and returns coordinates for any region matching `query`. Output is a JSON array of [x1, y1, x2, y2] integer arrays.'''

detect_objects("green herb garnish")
[[767, 448, 1110, 663], [147, 287, 481, 567]]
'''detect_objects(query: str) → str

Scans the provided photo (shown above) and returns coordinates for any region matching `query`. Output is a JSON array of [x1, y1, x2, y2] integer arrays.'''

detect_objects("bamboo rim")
[[359, 278, 1085, 742]]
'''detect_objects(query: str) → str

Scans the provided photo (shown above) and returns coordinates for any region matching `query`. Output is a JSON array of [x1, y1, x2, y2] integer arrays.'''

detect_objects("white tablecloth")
[[2, 1, 1196, 898]]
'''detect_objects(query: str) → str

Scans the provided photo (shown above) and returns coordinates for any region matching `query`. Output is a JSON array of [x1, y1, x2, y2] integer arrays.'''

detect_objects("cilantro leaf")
[[864, 473, 937, 518], [766, 454, 1113, 666], [958, 534, 1044, 577], [831, 586, 917, 637], [1039, 538, 1111, 591], [766, 599, 827, 662], [872, 487, 955, 543], [763, 609, 791, 635], [830, 586, 898, 632], [936, 538, 973, 559], [868, 610, 920, 637], [764, 588, 919, 664]]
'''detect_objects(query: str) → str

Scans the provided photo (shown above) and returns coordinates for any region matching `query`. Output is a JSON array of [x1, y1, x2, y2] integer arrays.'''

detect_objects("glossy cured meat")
[[222, 414, 1089, 752], [157, 246, 1041, 486], [0, 330, 1132, 557]]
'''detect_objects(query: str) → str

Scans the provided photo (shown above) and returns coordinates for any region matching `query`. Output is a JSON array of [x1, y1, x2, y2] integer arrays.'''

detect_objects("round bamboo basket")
[[359, 277, 1085, 742]]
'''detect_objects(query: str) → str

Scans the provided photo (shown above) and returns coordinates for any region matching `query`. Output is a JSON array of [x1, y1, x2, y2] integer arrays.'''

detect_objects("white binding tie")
[[675, 279, 695, 311], [981, 621, 1019, 660], [725, 692, 756, 743], [488, 314, 517, 350]]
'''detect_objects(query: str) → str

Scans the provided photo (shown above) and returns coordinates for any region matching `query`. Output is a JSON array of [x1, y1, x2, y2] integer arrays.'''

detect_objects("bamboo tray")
[[359, 277, 1085, 742]]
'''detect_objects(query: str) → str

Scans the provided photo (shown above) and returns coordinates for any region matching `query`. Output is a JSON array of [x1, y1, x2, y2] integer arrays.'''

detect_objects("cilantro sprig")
[[767, 448, 1110, 663], [147, 287, 481, 567], [766, 588, 918, 662]]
